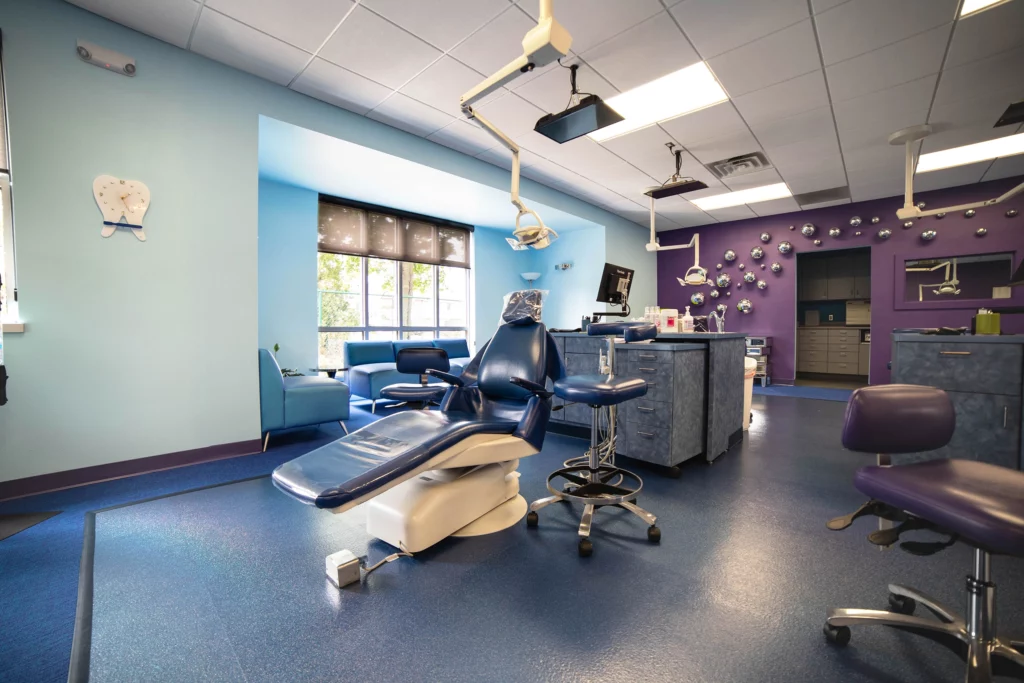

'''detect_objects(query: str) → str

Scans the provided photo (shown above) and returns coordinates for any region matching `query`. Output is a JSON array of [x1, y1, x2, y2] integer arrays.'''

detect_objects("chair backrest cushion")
[[396, 347, 450, 375], [434, 338, 470, 359], [394, 340, 436, 355], [477, 323, 548, 401], [258, 349, 285, 431], [344, 341, 396, 367], [842, 384, 955, 454]]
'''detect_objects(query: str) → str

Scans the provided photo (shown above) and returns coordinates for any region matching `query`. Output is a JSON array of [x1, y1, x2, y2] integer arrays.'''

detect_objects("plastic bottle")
[[681, 306, 694, 333]]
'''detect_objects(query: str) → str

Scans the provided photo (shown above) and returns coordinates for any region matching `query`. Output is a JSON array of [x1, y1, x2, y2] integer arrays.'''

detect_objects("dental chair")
[[272, 291, 564, 555], [824, 385, 1024, 682], [526, 321, 661, 557]]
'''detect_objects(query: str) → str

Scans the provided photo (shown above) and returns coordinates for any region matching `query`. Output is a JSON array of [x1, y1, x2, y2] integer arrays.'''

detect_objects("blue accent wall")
[[258, 180, 318, 373], [526, 228, 607, 330], [472, 227, 534, 347]]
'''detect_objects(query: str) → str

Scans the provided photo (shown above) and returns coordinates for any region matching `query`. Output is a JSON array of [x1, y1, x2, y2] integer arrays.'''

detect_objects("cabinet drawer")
[[799, 328, 828, 342], [828, 328, 861, 342], [828, 360, 858, 375], [800, 341, 828, 353], [828, 350, 857, 363], [894, 342, 1023, 396], [798, 349, 828, 363], [565, 352, 599, 375], [623, 363, 673, 403], [623, 399, 671, 427], [565, 336, 605, 355], [626, 348, 673, 364], [624, 424, 674, 466], [828, 342, 858, 353], [798, 360, 828, 373]]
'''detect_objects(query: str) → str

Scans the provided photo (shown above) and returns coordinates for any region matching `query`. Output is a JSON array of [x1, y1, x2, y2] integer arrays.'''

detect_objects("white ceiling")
[[68, 0, 1024, 231]]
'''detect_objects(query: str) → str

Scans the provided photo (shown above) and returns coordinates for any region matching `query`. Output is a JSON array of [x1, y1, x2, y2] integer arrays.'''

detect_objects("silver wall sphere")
[[756, 280, 767, 290], [690, 291, 705, 306], [778, 241, 792, 254], [870, 217, 880, 224], [916, 201, 926, 209], [1007, 209, 1019, 218], [877, 228, 892, 240], [760, 232, 771, 243], [788, 225, 796, 230], [709, 288, 720, 298], [964, 209, 976, 218], [828, 227, 841, 237], [743, 271, 756, 283], [716, 263, 723, 270], [770, 262, 782, 273], [738, 263, 746, 270], [801, 223, 816, 236], [903, 221, 915, 228], [975, 227, 987, 237], [750, 246, 764, 259], [921, 230, 937, 241], [813, 239, 822, 246], [716, 303, 728, 314], [726, 291, 732, 297], [854, 231, 862, 236], [736, 298, 753, 314], [936, 213, 946, 219], [724, 249, 736, 261], [760, 263, 766, 269], [715, 273, 732, 288], [849, 216, 862, 227]]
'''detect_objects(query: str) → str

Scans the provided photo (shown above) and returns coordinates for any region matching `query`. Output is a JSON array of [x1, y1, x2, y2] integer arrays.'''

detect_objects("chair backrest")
[[842, 384, 955, 454], [395, 347, 450, 375], [477, 321, 549, 401], [434, 338, 470, 359], [394, 340, 435, 355], [343, 340, 395, 367], [258, 349, 285, 431]]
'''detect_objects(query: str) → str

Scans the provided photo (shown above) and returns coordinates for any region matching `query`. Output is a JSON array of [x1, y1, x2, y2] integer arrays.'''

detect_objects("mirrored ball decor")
[[760, 264, 766, 269], [813, 239, 822, 246], [921, 230, 937, 241], [724, 249, 736, 261], [916, 201, 926, 209], [936, 213, 946, 219], [854, 231, 862, 236], [726, 291, 732, 297], [976, 227, 987, 237], [849, 216, 862, 227], [828, 227, 841, 238], [757, 280, 767, 290], [870, 217, 880, 224], [964, 209, 976, 218], [709, 288, 720, 298], [877, 228, 891, 240], [1007, 209, 1019, 218], [770, 262, 782, 273], [716, 273, 732, 288], [743, 271, 756, 283], [778, 241, 793, 254], [716, 263, 723, 270], [760, 232, 771, 243], [750, 246, 764, 260], [690, 291, 705, 306], [738, 263, 746, 270], [903, 221, 915, 229], [736, 299, 753, 314], [717, 303, 728, 314], [789, 225, 796, 230], [801, 223, 816, 236]]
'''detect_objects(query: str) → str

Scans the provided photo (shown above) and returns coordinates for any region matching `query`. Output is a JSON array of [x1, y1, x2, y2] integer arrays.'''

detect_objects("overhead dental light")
[[534, 63, 624, 143], [889, 125, 1024, 220], [460, 0, 571, 250], [644, 143, 708, 200], [640, 144, 708, 284]]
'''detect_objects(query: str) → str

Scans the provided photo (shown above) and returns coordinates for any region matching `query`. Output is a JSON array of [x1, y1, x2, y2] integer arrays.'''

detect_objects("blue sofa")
[[259, 349, 350, 451], [345, 338, 472, 408]]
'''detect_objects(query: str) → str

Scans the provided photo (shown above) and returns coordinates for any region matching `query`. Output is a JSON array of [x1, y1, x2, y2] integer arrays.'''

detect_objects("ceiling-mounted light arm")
[[890, 124, 1024, 220]]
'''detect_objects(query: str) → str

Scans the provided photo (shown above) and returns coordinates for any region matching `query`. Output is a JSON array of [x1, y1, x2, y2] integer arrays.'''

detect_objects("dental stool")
[[526, 321, 660, 557], [824, 385, 1024, 682], [379, 347, 450, 409]]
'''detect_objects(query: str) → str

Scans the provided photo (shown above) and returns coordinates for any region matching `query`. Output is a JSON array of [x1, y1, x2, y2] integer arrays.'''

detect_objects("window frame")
[[0, 34, 16, 325]]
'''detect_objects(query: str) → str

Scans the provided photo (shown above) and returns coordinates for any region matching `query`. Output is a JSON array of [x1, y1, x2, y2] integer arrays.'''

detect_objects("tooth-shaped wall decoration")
[[93, 175, 151, 242]]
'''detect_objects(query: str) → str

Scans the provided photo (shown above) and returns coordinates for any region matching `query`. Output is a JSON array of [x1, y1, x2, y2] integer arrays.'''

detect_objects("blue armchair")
[[258, 349, 350, 451]]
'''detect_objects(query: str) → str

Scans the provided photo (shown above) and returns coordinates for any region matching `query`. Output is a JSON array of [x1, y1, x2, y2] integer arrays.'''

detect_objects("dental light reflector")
[[690, 183, 792, 211], [960, 0, 1012, 16], [916, 132, 1024, 173], [535, 94, 623, 143], [588, 62, 728, 142], [644, 143, 708, 199]]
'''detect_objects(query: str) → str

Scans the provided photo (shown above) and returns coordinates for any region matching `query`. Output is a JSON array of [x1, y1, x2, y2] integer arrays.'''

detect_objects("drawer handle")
[[939, 351, 971, 356], [638, 354, 657, 360], [1005, 406, 1009, 429], [637, 406, 655, 413], [646, 382, 657, 387], [637, 431, 655, 438], [639, 367, 656, 372]]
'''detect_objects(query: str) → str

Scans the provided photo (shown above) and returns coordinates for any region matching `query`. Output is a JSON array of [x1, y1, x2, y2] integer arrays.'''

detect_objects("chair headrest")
[[501, 289, 544, 326], [842, 385, 955, 454], [395, 347, 450, 375]]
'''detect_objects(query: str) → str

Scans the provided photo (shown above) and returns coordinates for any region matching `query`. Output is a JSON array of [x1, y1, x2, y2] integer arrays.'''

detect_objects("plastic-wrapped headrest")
[[501, 289, 544, 326]]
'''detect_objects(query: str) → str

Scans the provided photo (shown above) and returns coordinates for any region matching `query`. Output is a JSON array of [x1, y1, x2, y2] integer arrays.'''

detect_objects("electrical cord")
[[556, 59, 594, 110]]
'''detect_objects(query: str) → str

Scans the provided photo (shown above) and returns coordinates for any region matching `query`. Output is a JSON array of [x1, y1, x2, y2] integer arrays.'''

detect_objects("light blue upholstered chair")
[[258, 349, 350, 452]]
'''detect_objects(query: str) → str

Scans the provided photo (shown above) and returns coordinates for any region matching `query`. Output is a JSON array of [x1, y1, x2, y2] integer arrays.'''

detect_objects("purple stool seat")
[[855, 459, 1024, 557]]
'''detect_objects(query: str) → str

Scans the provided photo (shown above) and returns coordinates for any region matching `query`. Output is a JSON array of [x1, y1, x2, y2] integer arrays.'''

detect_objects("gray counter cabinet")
[[891, 334, 1024, 469]]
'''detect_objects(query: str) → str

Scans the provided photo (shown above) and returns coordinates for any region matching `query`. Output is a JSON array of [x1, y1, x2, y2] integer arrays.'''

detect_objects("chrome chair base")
[[824, 551, 1024, 682]]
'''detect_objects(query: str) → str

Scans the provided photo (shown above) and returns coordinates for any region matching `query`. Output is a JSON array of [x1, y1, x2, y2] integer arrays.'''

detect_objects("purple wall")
[[657, 176, 1024, 384]]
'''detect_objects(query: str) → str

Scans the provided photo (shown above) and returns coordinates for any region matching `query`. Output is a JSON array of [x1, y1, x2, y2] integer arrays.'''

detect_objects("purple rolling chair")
[[824, 384, 1024, 682]]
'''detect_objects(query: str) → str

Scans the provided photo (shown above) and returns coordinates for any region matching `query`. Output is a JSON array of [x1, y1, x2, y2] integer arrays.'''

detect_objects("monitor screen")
[[596, 263, 634, 306]]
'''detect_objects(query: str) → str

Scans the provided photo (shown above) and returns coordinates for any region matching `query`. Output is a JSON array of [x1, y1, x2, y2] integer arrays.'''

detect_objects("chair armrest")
[[510, 376, 553, 399], [426, 369, 464, 387]]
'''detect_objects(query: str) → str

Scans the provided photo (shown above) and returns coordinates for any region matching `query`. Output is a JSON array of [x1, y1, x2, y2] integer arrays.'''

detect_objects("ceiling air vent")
[[704, 152, 773, 180], [793, 186, 852, 208]]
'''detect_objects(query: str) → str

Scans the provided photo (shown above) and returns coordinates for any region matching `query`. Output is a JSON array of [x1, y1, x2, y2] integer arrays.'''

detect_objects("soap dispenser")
[[681, 306, 694, 333]]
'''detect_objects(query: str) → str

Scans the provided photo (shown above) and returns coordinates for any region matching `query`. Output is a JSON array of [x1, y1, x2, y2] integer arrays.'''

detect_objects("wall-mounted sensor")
[[77, 40, 136, 77]]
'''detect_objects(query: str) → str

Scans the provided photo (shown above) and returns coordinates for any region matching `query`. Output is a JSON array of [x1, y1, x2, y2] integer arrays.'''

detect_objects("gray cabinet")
[[800, 259, 829, 301], [826, 255, 855, 300], [852, 252, 871, 299], [891, 335, 1024, 469], [799, 250, 870, 302], [858, 343, 870, 376]]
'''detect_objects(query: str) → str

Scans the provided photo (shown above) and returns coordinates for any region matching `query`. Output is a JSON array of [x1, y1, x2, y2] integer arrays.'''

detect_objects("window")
[[316, 197, 472, 367]]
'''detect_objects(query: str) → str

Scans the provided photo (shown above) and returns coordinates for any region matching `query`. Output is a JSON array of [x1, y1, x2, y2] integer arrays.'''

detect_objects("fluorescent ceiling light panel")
[[588, 62, 728, 142], [916, 132, 1024, 173], [690, 183, 792, 211], [960, 0, 1012, 17]]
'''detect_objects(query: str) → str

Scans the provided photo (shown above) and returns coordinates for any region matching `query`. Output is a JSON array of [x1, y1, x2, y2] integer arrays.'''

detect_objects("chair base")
[[825, 554, 1024, 682]]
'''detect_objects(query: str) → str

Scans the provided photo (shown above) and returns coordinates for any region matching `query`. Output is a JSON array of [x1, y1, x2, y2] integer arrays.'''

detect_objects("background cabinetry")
[[798, 249, 870, 302]]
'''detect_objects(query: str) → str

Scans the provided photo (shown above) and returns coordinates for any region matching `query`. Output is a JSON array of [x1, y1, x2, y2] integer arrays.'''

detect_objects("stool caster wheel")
[[888, 594, 916, 615], [647, 526, 661, 543], [823, 624, 850, 646], [526, 511, 538, 528], [578, 538, 593, 557]]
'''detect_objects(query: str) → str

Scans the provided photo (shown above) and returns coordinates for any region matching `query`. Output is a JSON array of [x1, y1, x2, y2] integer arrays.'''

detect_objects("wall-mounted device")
[[555, 262, 573, 271], [77, 40, 136, 77], [592, 262, 633, 321]]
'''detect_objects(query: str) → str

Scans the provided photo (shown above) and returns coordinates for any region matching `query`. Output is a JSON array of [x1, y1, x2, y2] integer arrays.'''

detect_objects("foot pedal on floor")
[[826, 499, 906, 531], [326, 546, 413, 588], [866, 517, 957, 555]]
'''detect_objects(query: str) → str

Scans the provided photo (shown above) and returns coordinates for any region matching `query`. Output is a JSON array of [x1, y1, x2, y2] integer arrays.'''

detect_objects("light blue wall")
[[0, 0, 658, 481], [471, 227, 533, 347], [526, 228, 606, 330], [605, 222, 657, 315], [258, 180, 318, 373]]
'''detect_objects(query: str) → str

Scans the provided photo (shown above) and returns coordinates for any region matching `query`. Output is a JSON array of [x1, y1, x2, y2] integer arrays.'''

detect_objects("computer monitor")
[[596, 263, 634, 307]]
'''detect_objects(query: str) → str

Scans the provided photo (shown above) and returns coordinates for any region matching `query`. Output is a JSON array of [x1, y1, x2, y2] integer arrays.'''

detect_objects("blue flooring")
[[753, 384, 854, 402]]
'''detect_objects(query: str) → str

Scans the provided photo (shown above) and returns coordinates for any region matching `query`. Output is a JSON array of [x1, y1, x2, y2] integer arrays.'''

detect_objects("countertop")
[[892, 333, 1024, 344], [798, 325, 869, 329], [549, 331, 745, 341]]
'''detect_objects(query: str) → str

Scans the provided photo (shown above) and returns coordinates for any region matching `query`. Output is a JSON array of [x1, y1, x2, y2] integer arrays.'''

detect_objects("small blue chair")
[[258, 349, 350, 452]]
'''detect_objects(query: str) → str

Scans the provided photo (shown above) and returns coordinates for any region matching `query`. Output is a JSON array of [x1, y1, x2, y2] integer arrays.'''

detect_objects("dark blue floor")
[[753, 384, 854, 402], [3, 397, 1023, 682]]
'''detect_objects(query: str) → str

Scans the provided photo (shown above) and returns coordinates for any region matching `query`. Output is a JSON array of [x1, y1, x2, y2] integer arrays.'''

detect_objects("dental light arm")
[[646, 205, 708, 286]]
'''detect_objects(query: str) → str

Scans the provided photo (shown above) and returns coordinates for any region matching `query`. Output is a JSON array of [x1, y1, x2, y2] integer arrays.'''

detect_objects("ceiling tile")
[[599, 125, 725, 190], [704, 205, 757, 222], [318, 6, 441, 89], [707, 20, 820, 97], [66, 0, 200, 49], [799, 197, 851, 209], [512, 59, 618, 114], [826, 23, 950, 103], [924, 86, 1023, 152], [686, 131, 763, 165], [204, 0, 354, 52], [426, 119, 500, 156], [579, 12, 700, 92], [515, 0, 664, 54], [653, 196, 714, 226], [450, 6, 552, 87], [366, 93, 454, 137], [669, 0, 809, 59], [814, 0, 958, 66], [932, 46, 1024, 109], [834, 74, 937, 150], [732, 70, 830, 127], [945, 0, 1024, 69], [722, 168, 783, 192], [362, 0, 508, 51], [810, 0, 849, 13], [751, 106, 835, 150], [191, 9, 311, 86], [751, 196, 802, 216], [291, 58, 392, 114], [475, 145, 543, 171], [474, 92, 548, 140], [660, 102, 748, 146], [400, 56, 496, 118], [769, 141, 847, 192], [982, 152, 1024, 181], [912, 162, 988, 192]]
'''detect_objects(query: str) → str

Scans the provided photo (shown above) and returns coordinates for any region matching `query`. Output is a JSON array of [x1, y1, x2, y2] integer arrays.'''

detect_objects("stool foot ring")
[[546, 465, 642, 506]]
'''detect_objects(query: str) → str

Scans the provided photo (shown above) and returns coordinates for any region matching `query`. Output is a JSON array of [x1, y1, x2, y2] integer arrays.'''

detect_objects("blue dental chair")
[[272, 291, 565, 553]]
